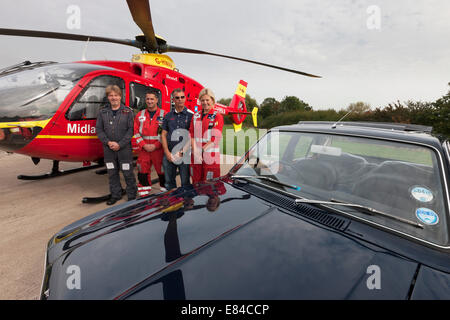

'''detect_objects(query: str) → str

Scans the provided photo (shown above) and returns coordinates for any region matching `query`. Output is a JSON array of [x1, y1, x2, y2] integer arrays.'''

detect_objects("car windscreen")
[[233, 130, 449, 247], [0, 63, 110, 122]]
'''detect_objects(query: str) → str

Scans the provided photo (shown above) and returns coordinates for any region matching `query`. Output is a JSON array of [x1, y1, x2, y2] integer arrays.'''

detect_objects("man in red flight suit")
[[132, 92, 166, 196], [190, 88, 224, 183]]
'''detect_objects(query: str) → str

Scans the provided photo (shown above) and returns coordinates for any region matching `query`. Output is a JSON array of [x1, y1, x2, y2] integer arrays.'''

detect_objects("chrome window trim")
[[444, 141, 450, 168], [39, 245, 49, 299]]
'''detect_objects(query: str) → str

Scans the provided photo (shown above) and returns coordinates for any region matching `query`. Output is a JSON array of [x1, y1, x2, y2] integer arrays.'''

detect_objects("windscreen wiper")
[[231, 174, 302, 191], [295, 198, 424, 229]]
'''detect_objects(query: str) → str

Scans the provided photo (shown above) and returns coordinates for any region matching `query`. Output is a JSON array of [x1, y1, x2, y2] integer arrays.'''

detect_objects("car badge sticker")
[[415, 208, 439, 226], [411, 186, 434, 203]]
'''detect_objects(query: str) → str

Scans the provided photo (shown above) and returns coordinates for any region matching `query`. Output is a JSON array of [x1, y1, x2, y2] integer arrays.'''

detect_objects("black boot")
[[106, 197, 121, 205], [158, 174, 167, 192]]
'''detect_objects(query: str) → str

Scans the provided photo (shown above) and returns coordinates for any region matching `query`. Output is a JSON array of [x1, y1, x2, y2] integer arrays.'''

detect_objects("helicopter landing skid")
[[82, 189, 127, 204], [95, 168, 108, 175], [17, 160, 104, 180]]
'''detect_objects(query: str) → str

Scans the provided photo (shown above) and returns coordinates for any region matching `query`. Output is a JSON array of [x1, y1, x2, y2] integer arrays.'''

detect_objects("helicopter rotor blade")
[[0, 28, 140, 49], [164, 45, 321, 78], [126, 0, 158, 52]]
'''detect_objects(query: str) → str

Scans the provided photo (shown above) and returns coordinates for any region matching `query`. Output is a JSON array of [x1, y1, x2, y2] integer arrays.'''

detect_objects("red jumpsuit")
[[196, 181, 227, 197], [189, 109, 224, 183], [132, 108, 166, 194], [195, 180, 227, 212]]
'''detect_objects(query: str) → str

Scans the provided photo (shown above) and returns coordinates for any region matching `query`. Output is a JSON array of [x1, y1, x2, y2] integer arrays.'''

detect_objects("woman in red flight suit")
[[190, 88, 224, 183], [132, 92, 166, 196]]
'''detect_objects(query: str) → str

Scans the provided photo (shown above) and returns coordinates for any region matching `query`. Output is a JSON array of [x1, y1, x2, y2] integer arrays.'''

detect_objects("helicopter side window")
[[130, 82, 162, 113], [66, 75, 125, 121]]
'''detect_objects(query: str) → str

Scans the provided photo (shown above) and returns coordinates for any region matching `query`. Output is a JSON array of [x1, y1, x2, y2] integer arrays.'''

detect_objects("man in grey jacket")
[[96, 85, 137, 205]]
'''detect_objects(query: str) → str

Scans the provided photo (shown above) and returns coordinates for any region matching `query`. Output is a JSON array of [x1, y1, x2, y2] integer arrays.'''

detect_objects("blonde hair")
[[198, 88, 215, 104], [105, 84, 122, 97]]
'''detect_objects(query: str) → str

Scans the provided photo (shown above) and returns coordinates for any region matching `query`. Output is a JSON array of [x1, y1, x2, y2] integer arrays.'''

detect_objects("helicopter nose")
[[0, 126, 41, 152]]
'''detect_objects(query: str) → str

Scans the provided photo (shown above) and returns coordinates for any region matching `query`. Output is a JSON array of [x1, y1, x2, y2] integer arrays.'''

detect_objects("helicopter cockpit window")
[[129, 82, 162, 112], [0, 63, 104, 122], [66, 75, 125, 121]]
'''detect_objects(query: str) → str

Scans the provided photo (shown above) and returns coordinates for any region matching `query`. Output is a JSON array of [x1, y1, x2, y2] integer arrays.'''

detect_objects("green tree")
[[259, 97, 280, 118], [280, 96, 311, 112], [217, 98, 231, 106], [404, 100, 434, 126], [346, 101, 371, 114], [432, 83, 450, 136], [245, 94, 258, 110]]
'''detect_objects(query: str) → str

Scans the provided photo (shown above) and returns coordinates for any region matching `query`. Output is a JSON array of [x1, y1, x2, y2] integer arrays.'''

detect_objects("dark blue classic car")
[[40, 122, 450, 299]]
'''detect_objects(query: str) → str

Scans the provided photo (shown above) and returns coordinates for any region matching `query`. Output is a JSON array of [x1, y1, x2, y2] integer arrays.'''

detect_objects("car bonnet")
[[42, 181, 419, 299]]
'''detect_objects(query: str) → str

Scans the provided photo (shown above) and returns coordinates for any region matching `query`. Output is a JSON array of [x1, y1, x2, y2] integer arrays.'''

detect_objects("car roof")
[[274, 121, 445, 149]]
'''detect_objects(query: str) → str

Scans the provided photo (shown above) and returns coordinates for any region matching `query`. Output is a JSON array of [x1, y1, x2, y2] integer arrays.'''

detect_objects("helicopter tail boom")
[[229, 80, 255, 132]]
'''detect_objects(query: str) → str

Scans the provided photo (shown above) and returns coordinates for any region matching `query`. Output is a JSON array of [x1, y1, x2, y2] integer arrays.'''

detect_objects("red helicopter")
[[0, 0, 320, 180]]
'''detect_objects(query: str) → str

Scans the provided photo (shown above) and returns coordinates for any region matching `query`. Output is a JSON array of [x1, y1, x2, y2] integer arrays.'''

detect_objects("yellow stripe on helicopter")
[[0, 120, 100, 139], [0, 119, 51, 129], [132, 53, 176, 70], [36, 135, 98, 139], [235, 83, 247, 98]]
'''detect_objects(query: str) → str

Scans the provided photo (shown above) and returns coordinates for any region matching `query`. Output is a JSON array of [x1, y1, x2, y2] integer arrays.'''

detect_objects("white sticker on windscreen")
[[416, 208, 439, 226], [310, 145, 342, 157], [411, 186, 434, 203]]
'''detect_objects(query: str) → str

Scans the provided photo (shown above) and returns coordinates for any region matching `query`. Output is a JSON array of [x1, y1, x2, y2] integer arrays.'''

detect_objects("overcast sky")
[[0, 0, 449, 110]]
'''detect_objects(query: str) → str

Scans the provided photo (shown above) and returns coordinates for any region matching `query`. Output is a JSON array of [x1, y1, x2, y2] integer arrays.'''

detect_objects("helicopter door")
[[129, 82, 163, 114], [66, 75, 126, 120], [42, 74, 126, 161]]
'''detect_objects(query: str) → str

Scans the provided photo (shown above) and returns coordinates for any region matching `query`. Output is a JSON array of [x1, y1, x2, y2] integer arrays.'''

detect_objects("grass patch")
[[220, 125, 267, 157], [331, 139, 433, 166]]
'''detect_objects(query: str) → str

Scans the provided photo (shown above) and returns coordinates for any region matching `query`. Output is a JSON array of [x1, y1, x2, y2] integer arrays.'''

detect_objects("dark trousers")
[[163, 156, 190, 190], [104, 147, 137, 199]]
